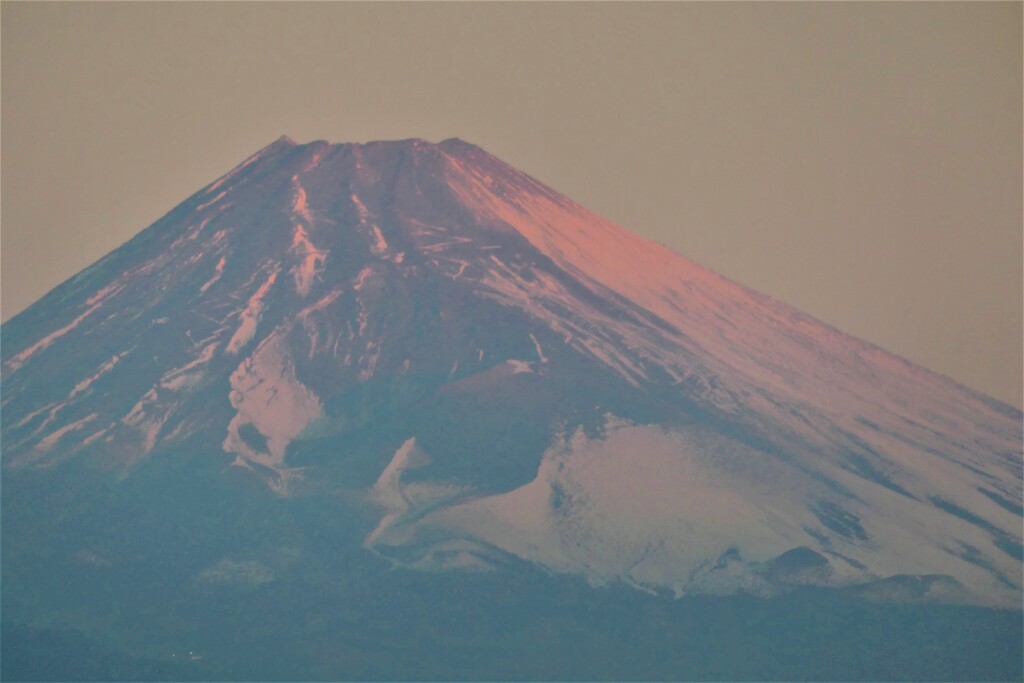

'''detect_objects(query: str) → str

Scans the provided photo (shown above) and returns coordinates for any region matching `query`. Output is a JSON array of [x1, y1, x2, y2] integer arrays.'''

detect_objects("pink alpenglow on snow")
[[226, 269, 279, 354], [199, 256, 227, 293], [290, 225, 326, 297], [5, 302, 105, 372]]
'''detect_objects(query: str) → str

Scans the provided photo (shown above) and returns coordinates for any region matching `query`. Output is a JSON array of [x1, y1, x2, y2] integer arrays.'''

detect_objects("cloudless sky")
[[2, 2, 1020, 407]]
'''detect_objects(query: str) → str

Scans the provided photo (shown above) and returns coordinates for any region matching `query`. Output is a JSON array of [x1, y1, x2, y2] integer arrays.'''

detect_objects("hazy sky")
[[2, 2, 1020, 408]]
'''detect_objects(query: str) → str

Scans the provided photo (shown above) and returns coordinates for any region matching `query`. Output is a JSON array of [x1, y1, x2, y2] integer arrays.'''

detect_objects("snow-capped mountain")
[[3, 136, 1020, 617]]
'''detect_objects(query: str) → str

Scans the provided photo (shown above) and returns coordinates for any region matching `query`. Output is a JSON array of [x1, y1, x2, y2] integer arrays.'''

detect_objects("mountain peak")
[[261, 135, 484, 157], [438, 136, 479, 152]]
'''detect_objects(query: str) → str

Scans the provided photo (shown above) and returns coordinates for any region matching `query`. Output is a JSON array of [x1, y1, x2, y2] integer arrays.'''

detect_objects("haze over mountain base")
[[3, 447, 1022, 682]]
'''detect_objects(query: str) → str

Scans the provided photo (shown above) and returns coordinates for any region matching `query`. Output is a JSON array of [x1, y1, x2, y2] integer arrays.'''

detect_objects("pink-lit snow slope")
[[431, 139, 1018, 469]]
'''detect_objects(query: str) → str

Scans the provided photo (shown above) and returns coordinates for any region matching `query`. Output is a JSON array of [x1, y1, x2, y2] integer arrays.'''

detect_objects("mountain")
[[2, 136, 1021, 681]]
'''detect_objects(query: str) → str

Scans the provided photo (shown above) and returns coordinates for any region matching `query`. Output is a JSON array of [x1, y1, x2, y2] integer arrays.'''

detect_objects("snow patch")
[[365, 438, 465, 550], [291, 176, 313, 223], [298, 289, 343, 359], [416, 420, 812, 592], [20, 350, 128, 438], [289, 224, 326, 297], [124, 388, 157, 425], [196, 190, 227, 212], [506, 360, 534, 375], [223, 332, 322, 493], [82, 428, 109, 447], [158, 342, 218, 391], [358, 341, 382, 381], [199, 256, 227, 293], [370, 412, 1019, 604], [298, 289, 343, 317], [85, 282, 125, 306], [226, 269, 279, 354], [69, 351, 129, 400], [369, 225, 389, 254], [38, 414, 99, 452], [121, 387, 171, 454], [530, 334, 548, 364], [13, 404, 54, 430], [169, 217, 212, 250], [353, 266, 375, 292], [301, 147, 327, 173], [351, 192, 369, 222], [5, 302, 103, 372], [436, 258, 469, 279], [349, 191, 395, 260]]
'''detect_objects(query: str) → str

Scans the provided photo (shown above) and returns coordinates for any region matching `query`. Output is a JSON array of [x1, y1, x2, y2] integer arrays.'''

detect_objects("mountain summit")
[[2, 138, 1021, 675]]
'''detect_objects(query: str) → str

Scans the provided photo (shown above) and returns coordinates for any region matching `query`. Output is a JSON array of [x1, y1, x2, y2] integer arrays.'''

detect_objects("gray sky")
[[2, 2, 1021, 408]]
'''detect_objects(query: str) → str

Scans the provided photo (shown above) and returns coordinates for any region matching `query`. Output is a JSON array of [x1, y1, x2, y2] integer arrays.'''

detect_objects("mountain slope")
[[2, 136, 1020, 617]]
